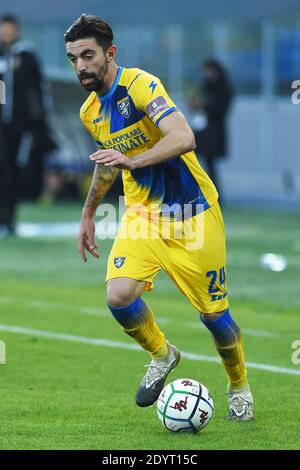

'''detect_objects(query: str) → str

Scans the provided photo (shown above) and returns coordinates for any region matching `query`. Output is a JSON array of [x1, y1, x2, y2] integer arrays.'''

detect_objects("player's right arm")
[[78, 164, 118, 262]]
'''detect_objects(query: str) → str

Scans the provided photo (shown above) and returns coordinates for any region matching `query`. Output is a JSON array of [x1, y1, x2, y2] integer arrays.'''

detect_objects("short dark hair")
[[0, 14, 20, 27], [64, 14, 113, 51]]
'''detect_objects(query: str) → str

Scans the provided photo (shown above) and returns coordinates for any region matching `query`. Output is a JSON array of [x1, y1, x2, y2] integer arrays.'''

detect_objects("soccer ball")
[[157, 378, 214, 433]]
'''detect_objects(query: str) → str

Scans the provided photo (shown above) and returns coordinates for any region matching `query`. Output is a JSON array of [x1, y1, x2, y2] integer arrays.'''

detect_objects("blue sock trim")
[[201, 309, 230, 325], [108, 297, 148, 329], [200, 309, 240, 345]]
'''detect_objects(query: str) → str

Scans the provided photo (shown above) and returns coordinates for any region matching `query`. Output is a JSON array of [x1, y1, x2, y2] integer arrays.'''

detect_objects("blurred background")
[[1, 0, 300, 218]]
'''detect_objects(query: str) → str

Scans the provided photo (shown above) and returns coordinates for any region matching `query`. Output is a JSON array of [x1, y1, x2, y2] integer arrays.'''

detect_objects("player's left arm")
[[89, 111, 195, 170], [131, 111, 195, 169]]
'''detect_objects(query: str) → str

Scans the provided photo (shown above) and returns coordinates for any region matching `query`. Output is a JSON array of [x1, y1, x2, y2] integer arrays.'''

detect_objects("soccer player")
[[65, 14, 253, 421]]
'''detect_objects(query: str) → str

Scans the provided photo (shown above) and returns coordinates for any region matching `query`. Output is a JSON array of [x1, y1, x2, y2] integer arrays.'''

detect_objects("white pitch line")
[[0, 324, 140, 351], [0, 323, 299, 377], [155, 316, 170, 325], [16, 221, 118, 238], [79, 306, 108, 316], [242, 328, 279, 338], [0, 296, 170, 322], [0, 296, 108, 317], [0, 296, 280, 338]]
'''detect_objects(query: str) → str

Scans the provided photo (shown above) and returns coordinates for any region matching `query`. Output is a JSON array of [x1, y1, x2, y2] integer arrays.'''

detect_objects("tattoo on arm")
[[84, 164, 118, 210]]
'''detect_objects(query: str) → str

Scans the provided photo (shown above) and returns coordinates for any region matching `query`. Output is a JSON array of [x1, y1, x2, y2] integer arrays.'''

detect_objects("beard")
[[78, 60, 109, 92]]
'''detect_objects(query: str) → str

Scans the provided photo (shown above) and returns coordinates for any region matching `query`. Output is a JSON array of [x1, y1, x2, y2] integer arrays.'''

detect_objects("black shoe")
[[135, 343, 181, 407]]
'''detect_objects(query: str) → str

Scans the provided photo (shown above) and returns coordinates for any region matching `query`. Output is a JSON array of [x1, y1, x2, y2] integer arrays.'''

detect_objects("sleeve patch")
[[146, 96, 170, 121]]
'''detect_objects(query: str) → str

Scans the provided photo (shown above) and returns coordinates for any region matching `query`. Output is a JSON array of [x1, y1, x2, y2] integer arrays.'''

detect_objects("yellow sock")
[[201, 309, 248, 391], [122, 302, 168, 359], [215, 337, 248, 391]]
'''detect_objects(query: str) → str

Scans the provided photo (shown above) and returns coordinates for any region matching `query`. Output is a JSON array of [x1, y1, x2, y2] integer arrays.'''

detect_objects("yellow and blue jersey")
[[80, 66, 218, 217]]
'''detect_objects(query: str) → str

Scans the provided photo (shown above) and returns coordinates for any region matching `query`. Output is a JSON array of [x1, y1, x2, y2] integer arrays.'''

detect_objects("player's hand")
[[77, 216, 99, 263], [89, 149, 136, 170]]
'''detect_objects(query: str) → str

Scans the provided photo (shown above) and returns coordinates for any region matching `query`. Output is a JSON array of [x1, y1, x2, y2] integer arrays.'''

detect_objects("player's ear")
[[106, 45, 117, 63]]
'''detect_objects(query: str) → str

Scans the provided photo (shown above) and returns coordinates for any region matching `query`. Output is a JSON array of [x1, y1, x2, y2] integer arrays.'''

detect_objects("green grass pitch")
[[0, 202, 299, 450]]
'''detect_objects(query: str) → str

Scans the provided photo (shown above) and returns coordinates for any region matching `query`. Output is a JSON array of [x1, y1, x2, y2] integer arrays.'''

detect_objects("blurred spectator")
[[0, 14, 56, 235], [192, 59, 233, 205]]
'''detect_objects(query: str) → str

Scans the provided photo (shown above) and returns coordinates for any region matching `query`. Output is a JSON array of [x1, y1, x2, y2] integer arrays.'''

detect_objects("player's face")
[[66, 38, 112, 92]]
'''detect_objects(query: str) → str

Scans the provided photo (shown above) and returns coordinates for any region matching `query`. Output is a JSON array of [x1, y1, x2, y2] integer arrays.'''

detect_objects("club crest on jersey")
[[117, 97, 131, 119], [114, 257, 126, 268]]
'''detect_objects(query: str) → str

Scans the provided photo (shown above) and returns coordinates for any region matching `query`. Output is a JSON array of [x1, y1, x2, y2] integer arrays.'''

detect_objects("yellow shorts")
[[106, 202, 228, 313]]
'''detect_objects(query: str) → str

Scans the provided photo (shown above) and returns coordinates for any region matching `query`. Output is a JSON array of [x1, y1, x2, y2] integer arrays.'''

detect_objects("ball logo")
[[198, 409, 209, 424], [181, 380, 194, 387], [170, 396, 188, 412]]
